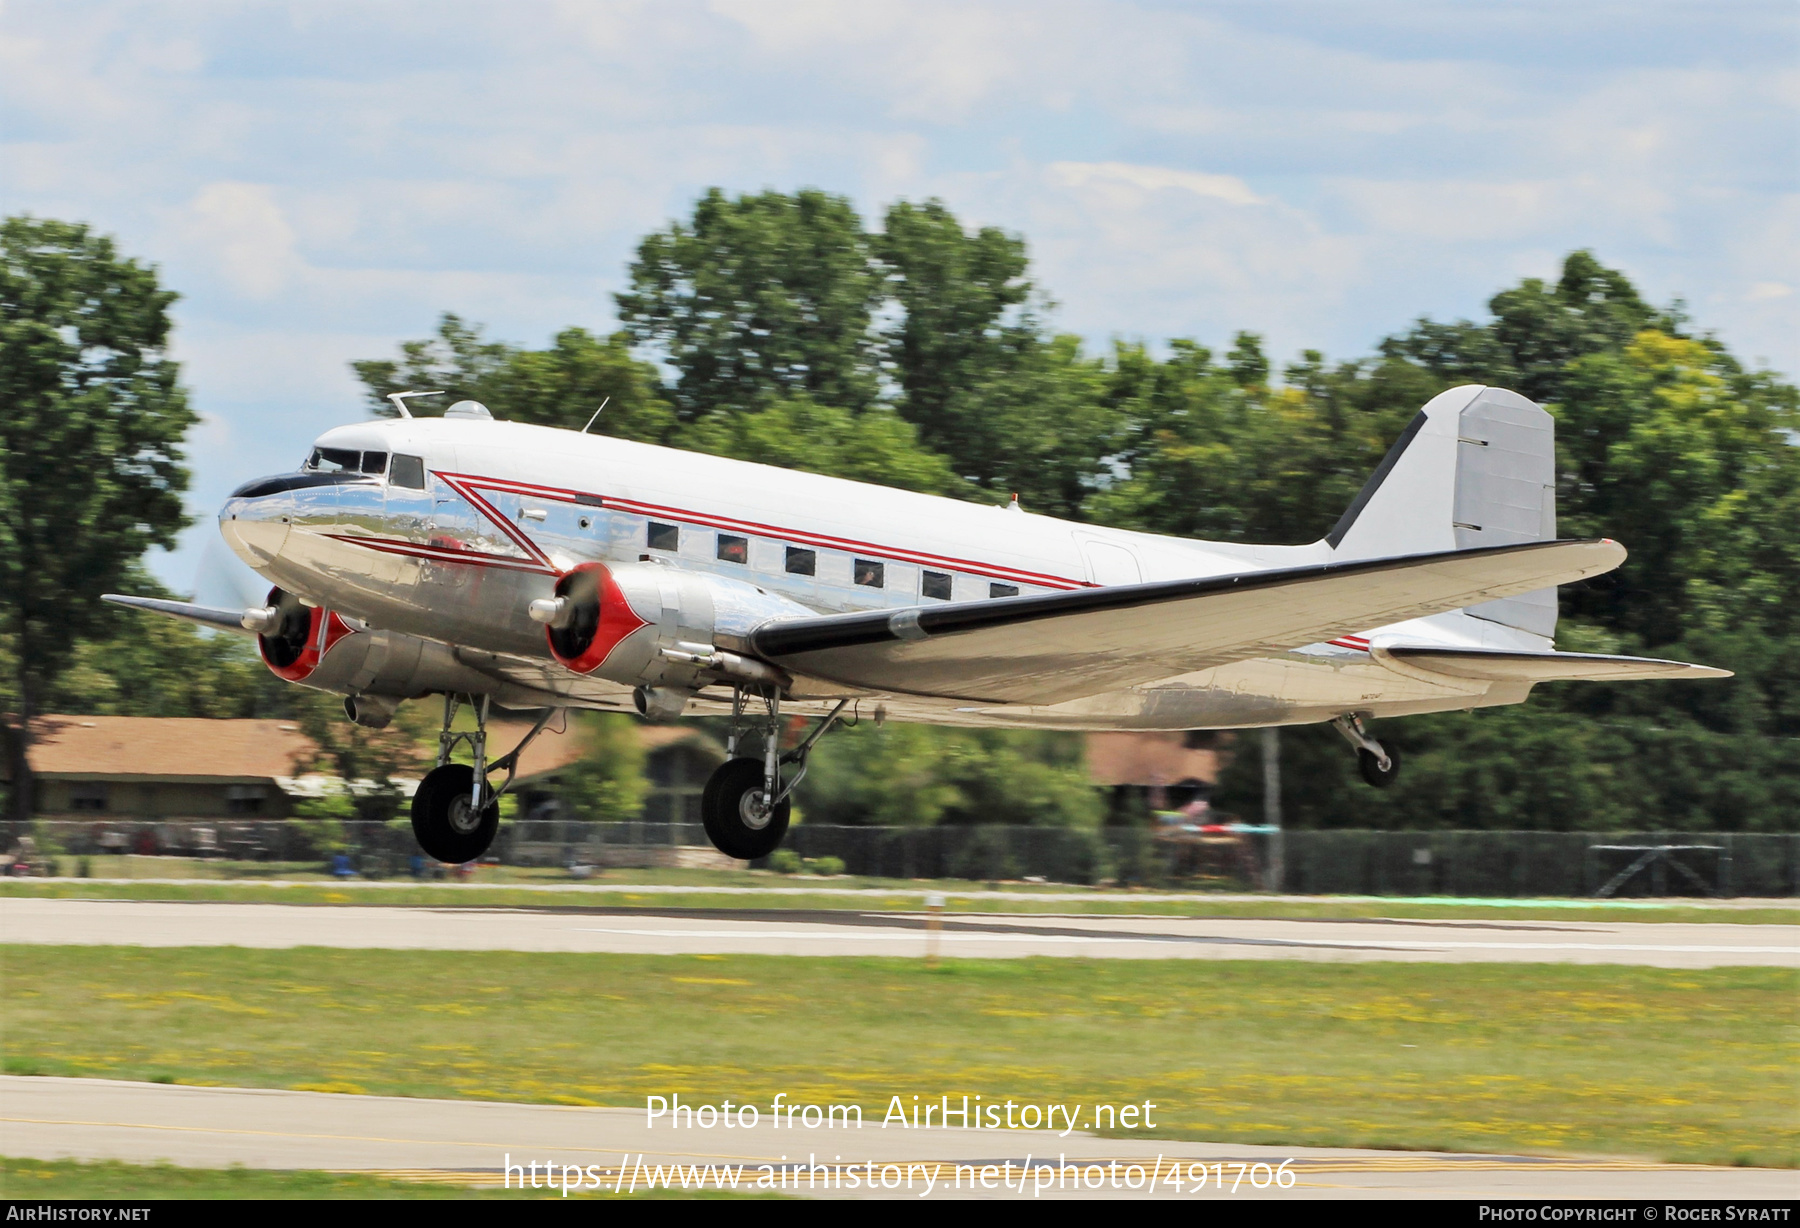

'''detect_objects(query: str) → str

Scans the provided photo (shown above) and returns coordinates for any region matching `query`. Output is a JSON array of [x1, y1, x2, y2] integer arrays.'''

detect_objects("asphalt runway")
[[5, 1077, 1793, 1201], [5, 897, 1796, 966]]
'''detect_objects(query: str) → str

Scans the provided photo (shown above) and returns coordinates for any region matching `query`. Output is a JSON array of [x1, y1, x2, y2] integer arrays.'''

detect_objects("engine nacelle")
[[255, 586, 545, 710], [541, 562, 805, 694]]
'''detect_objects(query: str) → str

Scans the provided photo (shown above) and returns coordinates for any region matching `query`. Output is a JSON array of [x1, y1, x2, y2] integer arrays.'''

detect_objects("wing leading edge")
[[748, 538, 1627, 705]]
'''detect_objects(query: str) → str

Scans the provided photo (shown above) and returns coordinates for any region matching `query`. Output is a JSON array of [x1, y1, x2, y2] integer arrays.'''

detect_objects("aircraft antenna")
[[581, 397, 612, 434], [386, 390, 444, 419]]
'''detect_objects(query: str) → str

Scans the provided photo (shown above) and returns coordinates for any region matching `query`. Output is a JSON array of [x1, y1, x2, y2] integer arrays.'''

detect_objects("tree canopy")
[[13, 194, 1793, 834], [347, 197, 1796, 832], [0, 217, 197, 819]]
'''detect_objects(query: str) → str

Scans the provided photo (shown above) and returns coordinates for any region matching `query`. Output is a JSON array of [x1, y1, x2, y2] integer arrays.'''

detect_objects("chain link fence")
[[24, 818, 1800, 897]]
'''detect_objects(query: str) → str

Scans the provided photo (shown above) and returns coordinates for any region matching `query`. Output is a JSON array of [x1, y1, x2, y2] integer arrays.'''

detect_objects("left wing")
[[749, 538, 1627, 705], [102, 594, 257, 635]]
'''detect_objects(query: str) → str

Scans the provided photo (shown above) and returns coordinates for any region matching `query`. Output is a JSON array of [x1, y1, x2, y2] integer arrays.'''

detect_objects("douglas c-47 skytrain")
[[109, 385, 1728, 865]]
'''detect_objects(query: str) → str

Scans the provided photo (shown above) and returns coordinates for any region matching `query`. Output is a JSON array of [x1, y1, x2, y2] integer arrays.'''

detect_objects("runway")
[[5, 1077, 1792, 1201], [5, 897, 1795, 966]]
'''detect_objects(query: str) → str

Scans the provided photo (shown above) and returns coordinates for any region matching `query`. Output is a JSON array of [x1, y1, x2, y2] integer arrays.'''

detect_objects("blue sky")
[[2, 0, 1795, 597]]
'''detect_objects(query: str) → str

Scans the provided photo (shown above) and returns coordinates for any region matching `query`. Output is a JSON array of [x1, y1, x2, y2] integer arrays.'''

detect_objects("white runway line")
[[564, 925, 1792, 955]]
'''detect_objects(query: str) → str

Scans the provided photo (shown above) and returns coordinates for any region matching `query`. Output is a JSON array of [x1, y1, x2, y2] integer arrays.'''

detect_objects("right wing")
[[1378, 645, 1730, 682], [749, 538, 1627, 705]]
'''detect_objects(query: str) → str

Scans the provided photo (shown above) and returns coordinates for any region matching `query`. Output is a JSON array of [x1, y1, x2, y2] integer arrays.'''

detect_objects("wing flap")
[[1380, 645, 1731, 682], [749, 538, 1626, 704]]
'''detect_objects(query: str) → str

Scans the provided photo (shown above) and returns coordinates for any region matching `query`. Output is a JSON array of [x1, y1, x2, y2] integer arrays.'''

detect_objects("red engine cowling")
[[544, 563, 652, 676], [256, 587, 355, 682]]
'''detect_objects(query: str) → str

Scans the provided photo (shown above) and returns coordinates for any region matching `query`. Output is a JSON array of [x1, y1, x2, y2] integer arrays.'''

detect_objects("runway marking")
[[0, 1115, 630, 1157], [563, 925, 1793, 955]]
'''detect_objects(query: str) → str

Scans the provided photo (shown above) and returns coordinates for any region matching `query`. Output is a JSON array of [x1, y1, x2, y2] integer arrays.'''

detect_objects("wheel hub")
[[739, 789, 773, 830], [447, 793, 482, 834]]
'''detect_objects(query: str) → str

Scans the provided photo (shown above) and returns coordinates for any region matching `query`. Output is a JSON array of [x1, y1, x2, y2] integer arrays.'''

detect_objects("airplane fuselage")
[[218, 413, 1551, 730]]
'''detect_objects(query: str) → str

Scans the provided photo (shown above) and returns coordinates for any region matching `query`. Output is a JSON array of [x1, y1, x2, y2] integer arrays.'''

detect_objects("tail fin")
[[1326, 385, 1558, 637]]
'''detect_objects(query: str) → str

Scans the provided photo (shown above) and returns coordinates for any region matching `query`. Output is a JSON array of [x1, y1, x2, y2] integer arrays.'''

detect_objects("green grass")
[[6, 874, 1792, 924], [0, 1156, 775, 1199], [4, 946, 1793, 1167]]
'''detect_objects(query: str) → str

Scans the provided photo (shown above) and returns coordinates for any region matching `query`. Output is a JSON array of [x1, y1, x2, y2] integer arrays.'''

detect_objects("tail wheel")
[[1358, 744, 1402, 789], [411, 763, 499, 864], [701, 757, 790, 861]]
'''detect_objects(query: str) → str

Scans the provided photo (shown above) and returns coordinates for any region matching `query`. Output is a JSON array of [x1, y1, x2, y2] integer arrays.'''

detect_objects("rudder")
[[1327, 385, 1558, 637]]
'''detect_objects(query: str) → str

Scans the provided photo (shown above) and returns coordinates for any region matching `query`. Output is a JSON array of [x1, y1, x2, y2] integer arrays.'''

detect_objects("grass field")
[[5, 874, 1793, 925], [0, 1156, 770, 1200], [4, 947, 1793, 1167]]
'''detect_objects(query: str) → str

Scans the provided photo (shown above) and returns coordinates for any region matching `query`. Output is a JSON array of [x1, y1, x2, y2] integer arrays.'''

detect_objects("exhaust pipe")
[[343, 694, 400, 729]]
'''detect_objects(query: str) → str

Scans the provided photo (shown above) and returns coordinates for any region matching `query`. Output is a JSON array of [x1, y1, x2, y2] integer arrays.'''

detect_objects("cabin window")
[[647, 522, 679, 552], [922, 570, 953, 601], [989, 582, 1019, 599], [854, 559, 885, 588], [391, 454, 426, 489], [717, 534, 748, 564], [360, 451, 389, 476], [785, 547, 816, 576]]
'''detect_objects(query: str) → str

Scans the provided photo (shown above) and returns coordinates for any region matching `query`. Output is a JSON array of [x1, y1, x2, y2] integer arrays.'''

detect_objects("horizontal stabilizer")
[[101, 594, 258, 636], [1380, 645, 1731, 682], [749, 538, 1627, 705]]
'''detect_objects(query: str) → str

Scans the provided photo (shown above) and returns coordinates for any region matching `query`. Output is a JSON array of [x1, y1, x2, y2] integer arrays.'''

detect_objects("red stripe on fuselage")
[[321, 533, 557, 575], [436, 472, 1094, 590]]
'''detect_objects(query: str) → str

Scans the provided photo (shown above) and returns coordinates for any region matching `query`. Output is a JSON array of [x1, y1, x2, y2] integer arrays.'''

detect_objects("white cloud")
[[179, 182, 299, 300], [1048, 162, 1263, 207], [1, 0, 1794, 593]]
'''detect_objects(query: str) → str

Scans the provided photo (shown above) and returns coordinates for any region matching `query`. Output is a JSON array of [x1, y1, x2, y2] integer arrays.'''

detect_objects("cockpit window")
[[307, 447, 362, 473], [391, 455, 426, 489], [307, 448, 398, 478]]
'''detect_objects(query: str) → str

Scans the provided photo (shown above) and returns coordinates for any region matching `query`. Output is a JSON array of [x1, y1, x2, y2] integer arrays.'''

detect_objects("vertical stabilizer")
[[1327, 385, 1558, 637]]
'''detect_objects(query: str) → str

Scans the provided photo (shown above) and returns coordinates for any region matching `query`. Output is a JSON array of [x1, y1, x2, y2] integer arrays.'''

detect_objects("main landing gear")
[[1333, 713, 1401, 789], [701, 690, 849, 861], [411, 696, 560, 864]]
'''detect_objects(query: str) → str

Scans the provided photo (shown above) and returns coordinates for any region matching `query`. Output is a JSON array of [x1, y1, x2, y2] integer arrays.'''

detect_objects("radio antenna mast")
[[581, 397, 612, 434], [386, 390, 444, 419]]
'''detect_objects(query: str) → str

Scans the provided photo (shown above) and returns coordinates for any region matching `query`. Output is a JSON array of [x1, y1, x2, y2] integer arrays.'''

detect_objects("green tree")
[[677, 395, 970, 496], [616, 188, 884, 419], [0, 217, 196, 819], [351, 315, 674, 443], [545, 713, 647, 822], [1381, 248, 1673, 405], [798, 724, 1099, 828], [43, 569, 297, 719], [876, 200, 1032, 452], [291, 689, 432, 823]]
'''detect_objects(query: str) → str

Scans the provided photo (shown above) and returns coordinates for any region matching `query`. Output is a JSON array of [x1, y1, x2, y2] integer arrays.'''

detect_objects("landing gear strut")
[[411, 696, 560, 864], [700, 691, 849, 861], [1333, 713, 1401, 789]]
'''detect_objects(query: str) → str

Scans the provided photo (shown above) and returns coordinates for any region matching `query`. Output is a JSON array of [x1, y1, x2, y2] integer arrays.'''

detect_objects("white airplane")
[[109, 384, 1727, 864]]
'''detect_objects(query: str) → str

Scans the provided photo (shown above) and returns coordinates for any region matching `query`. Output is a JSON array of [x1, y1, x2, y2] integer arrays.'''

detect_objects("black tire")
[[411, 763, 499, 864], [1358, 743, 1401, 789], [701, 757, 791, 861]]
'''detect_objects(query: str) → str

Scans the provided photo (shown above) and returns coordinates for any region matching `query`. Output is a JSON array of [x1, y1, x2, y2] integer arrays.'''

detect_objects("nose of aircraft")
[[218, 472, 304, 570]]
